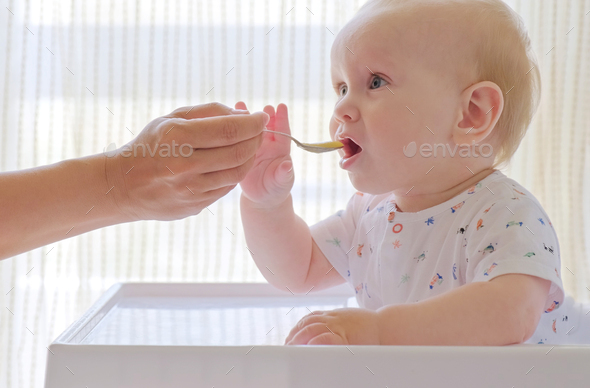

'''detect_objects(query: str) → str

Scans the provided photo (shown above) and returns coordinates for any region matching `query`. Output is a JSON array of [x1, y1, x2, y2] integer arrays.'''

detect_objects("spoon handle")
[[262, 129, 294, 139], [261, 129, 343, 153]]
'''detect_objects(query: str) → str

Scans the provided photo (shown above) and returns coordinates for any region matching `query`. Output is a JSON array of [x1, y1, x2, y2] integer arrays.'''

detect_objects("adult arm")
[[0, 103, 268, 260]]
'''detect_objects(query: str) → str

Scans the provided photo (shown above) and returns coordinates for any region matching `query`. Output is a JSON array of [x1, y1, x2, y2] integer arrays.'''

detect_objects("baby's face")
[[330, 6, 468, 195]]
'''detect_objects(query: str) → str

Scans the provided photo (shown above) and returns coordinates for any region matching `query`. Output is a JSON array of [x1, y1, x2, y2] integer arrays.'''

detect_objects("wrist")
[[240, 191, 292, 212], [375, 305, 401, 345], [55, 153, 131, 229], [103, 151, 138, 222]]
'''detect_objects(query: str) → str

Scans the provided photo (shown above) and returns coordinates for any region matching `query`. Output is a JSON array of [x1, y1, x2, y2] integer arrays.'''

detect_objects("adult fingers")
[[196, 154, 257, 191], [177, 184, 237, 217], [165, 102, 235, 120], [197, 184, 237, 208], [175, 112, 269, 149], [187, 134, 263, 173], [286, 323, 331, 345]]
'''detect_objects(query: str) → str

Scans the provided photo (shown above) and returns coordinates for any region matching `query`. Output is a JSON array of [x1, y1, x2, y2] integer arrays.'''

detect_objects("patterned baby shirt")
[[310, 170, 568, 344]]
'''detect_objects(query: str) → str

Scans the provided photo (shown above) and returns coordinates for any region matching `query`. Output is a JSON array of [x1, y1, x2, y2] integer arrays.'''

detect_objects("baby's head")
[[330, 0, 540, 195]]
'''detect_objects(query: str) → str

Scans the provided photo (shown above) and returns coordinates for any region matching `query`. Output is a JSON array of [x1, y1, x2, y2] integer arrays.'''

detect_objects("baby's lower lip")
[[339, 151, 362, 170]]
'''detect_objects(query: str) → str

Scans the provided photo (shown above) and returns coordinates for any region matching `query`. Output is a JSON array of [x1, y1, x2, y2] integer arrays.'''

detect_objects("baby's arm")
[[241, 195, 343, 293], [238, 102, 344, 293], [286, 273, 550, 345], [377, 273, 551, 345]]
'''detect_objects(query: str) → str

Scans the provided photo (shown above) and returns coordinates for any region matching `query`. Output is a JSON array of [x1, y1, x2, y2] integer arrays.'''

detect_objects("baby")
[[236, 0, 585, 345]]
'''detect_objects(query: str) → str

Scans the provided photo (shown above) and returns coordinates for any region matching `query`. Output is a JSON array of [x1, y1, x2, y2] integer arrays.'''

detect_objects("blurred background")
[[1, 0, 589, 386]]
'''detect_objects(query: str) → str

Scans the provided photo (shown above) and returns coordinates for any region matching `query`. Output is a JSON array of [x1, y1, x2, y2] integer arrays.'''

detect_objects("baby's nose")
[[334, 98, 360, 123]]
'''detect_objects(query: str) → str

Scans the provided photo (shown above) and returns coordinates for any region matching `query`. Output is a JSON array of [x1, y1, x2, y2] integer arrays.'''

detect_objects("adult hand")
[[0, 102, 268, 260], [106, 102, 269, 221]]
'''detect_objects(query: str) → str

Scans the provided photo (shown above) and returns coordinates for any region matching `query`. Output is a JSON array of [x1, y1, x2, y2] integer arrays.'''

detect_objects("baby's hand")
[[285, 308, 381, 345], [237, 102, 294, 209]]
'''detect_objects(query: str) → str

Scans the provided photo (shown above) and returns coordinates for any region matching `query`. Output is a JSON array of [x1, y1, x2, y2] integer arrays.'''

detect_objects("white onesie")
[[310, 170, 589, 345]]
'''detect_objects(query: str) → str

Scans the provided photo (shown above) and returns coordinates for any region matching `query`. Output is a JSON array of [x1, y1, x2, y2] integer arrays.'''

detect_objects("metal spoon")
[[262, 129, 343, 153]]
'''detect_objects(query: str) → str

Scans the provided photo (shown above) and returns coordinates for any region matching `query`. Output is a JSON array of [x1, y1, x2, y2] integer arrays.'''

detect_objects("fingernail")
[[262, 112, 270, 126], [231, 108, 248, 113]]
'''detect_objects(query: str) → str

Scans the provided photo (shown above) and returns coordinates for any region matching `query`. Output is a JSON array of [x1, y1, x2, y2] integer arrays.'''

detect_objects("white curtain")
[[0, 0, 588, 386], [504, 0, 590, 302]]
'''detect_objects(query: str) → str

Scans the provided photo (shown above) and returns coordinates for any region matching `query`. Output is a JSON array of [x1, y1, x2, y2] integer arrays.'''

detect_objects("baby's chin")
[[348, 172, 397, 196]]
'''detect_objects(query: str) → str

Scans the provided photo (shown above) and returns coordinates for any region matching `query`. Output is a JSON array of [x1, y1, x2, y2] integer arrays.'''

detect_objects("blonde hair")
[[358, 0, 541, 169], [464, 0, 541, 168]]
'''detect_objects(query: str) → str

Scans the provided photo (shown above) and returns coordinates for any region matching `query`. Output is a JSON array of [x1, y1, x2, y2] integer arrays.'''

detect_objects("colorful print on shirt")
[[309, 170, 564, 331], [429, 273, 443, 289]]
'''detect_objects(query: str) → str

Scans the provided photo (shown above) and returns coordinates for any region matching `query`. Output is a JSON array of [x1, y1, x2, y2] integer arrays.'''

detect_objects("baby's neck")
[[393, 168, 496, 213]]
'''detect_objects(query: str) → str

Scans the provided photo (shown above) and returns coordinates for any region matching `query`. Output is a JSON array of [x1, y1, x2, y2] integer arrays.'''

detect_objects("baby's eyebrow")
[[375, 56, 400, 72], [369, 57, 404, 84], [329, 67, 344, 83]]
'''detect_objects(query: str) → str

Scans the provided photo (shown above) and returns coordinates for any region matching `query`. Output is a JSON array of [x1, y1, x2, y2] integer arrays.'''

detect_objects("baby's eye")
[[339, 84, 348, 97], [369, 76, 388, 89]]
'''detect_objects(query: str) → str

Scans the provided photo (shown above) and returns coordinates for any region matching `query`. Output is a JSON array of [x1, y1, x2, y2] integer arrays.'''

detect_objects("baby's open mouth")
[[340, 137, 363, 159]]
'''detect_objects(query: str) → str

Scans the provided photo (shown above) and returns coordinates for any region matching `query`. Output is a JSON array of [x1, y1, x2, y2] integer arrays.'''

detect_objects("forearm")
[[240, 193, 313, 292], [0, 154, 128, 259], [376, 281, 527, 346]]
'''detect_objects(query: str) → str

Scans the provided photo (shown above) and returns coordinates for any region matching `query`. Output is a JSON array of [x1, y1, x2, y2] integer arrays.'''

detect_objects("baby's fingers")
[[262, 106, 291, 154], [307, 332, 344, 345], [234, 101, 249, 112], [285, 312, 323, 344], [262, 105, 276, 130], [263, 104, 290, 136], [271, 160, 294, 189], [275, 103, 291, 135], [286, 323, 330, 345]]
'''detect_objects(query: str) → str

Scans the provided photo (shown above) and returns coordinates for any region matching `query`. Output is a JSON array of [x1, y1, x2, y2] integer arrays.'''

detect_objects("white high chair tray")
[[44, 282, 590, 388]]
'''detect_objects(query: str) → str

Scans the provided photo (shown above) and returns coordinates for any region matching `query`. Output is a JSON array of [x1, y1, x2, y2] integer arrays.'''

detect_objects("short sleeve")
[[309, 192, 365, 282], [464, 196, 565, 313]]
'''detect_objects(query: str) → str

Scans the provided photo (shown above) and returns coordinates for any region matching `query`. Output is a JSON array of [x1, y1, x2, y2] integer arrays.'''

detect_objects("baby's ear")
[[453, 81, 504, 146]]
